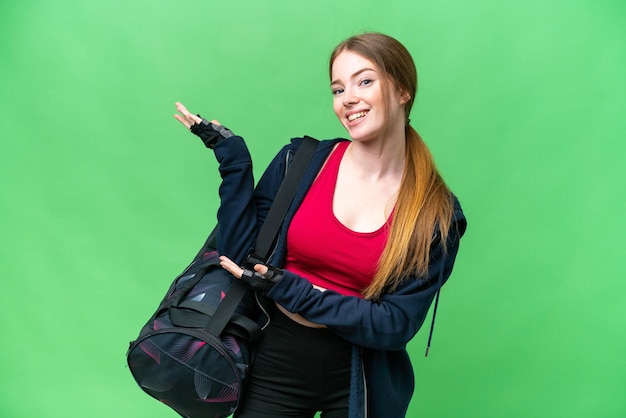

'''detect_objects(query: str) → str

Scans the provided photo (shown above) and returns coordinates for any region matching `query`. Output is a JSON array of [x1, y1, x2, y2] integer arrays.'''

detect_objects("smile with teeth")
[[348, 111, 368, 122]]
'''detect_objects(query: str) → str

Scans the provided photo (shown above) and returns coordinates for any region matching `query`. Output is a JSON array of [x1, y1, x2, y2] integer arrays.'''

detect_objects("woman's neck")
[[346, 129, 406, 181]]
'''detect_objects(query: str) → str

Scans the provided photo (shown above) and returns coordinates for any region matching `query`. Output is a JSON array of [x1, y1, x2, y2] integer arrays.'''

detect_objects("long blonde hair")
[[330, 33, 454, 300]]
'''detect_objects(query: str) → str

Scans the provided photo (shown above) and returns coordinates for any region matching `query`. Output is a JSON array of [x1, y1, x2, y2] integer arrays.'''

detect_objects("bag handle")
[[206, 136, 319, 337]]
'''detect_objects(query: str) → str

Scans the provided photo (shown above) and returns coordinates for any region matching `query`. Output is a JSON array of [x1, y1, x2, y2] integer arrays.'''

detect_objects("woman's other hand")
[[219, 255, 269, 278], [219, 256, 281, 292]]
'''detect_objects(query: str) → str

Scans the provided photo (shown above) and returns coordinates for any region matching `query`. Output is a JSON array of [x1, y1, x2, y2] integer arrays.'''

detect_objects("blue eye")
[[332, 88, 344, 95], [361, 79, 373, 86]]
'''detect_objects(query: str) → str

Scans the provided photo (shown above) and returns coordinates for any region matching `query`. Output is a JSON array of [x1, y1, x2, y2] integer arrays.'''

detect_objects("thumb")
[[254, 264, 269, 275]]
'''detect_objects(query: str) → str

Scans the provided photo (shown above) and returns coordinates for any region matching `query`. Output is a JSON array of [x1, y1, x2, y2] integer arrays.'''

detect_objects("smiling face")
[[330, 50, 408, 143]]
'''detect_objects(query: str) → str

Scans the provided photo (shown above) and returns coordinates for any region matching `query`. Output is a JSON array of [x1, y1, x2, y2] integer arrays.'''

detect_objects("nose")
[[342, 88, 359, 107]]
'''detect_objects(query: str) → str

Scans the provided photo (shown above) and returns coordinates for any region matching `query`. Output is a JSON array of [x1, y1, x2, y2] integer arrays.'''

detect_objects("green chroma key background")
[[1, 0, 624, 417]]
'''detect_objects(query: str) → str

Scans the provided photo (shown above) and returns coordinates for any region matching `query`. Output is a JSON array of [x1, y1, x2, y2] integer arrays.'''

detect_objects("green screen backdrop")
[[1, 0, 624, 417]]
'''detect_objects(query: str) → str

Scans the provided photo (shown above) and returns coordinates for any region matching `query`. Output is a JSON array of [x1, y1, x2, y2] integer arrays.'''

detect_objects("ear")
[[399, 90, 411, 105]]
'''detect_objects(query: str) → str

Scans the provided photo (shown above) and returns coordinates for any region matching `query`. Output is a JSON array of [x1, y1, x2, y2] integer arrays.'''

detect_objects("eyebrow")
[[330, 67, 376, 86]]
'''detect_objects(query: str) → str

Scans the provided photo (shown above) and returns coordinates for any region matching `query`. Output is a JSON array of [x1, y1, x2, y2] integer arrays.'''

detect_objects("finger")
[[219, 256, 236, 270], [222, 263, 243, 279], [175, 101, 190, 116], [220, 255, 235, 264], [254, 264, 269, 275], [174, 102, 192, 128], [175, 102, 202, 125], [188, 114, 202, 124], [173, 113, 191, 129], [219, 256, 244, 279]]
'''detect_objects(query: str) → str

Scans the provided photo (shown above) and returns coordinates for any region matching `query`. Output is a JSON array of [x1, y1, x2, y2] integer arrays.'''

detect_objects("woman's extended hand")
[[173, 102, 220, 129], [174, 102, 233, 148]]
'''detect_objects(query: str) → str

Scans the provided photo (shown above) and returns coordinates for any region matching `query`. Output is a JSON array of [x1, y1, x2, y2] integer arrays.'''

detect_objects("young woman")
[[174, 32, 467, 418]]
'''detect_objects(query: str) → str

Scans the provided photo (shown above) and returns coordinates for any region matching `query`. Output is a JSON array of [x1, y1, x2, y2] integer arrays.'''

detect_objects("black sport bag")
[[127, 136, 318, 417], [127, 244, 260, 417]]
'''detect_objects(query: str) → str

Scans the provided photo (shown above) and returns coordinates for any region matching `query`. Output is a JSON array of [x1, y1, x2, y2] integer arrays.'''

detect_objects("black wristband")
[[240, 265, 283, 293], [189, 115, 235, 149]]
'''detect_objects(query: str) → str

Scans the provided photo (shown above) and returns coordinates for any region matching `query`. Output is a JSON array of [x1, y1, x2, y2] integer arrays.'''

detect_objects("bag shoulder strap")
[[207, 136, 319, 337], [251, 135, 319, 263]]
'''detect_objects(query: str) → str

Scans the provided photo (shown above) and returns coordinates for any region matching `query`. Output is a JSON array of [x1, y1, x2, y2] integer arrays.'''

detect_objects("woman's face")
[[330, 50, 407, 143]]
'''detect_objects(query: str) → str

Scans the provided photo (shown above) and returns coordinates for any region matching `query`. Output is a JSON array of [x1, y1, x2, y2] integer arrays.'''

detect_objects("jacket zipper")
[[361, 350, 368, 418]]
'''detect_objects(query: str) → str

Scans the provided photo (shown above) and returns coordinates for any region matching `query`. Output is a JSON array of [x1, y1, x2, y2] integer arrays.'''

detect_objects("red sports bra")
[[283, 141, 392, 297]]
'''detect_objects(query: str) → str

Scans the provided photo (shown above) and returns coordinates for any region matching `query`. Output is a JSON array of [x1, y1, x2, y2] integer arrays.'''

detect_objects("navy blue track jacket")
[[211, 135, 467, 417]]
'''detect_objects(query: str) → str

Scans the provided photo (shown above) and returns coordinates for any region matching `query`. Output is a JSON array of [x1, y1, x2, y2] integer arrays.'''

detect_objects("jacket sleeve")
[[265, 211, 467, 351], [212, 137, 295, 264], [211, 136, 256, 263]]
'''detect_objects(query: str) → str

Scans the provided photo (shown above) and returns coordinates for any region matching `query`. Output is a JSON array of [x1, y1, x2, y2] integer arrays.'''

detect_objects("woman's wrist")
[[189, 116, 235, 149]]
